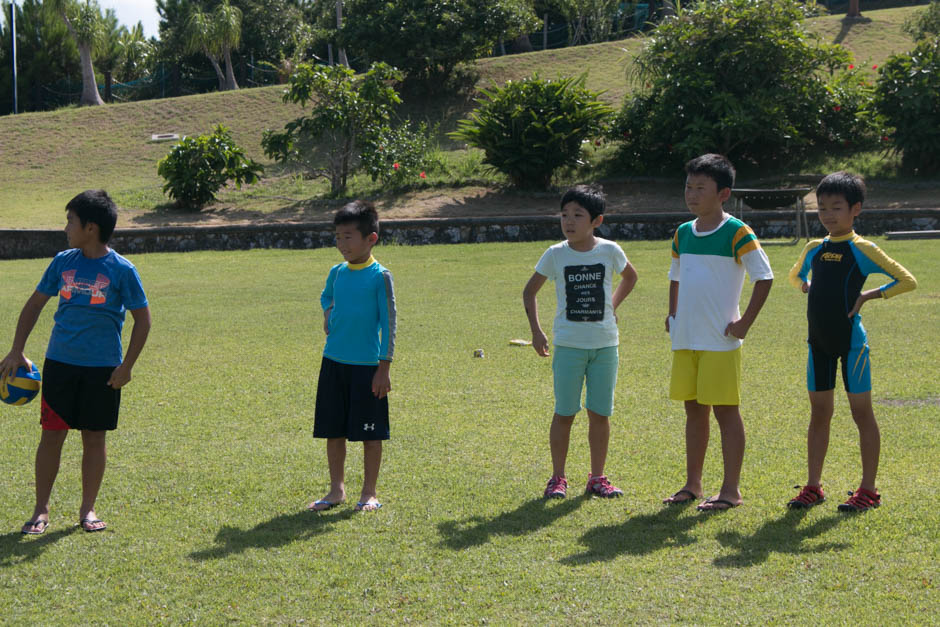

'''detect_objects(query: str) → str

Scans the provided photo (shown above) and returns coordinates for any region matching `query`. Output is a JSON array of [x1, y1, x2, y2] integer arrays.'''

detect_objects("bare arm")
[[372, 359, 391, 399], [665, 280, 679, 332], [612, 262, 638, 312], [522, 272, 549, 357], [107, 305, 152, 389], [0, 291, 51, 381], [725, 279, 773, 340]]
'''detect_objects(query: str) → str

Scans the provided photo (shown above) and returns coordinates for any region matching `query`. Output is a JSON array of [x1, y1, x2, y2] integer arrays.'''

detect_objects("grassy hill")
[[0, 6, 925, 229]]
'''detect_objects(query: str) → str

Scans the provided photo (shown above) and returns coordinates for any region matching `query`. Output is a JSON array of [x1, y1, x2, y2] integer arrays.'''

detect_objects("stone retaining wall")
[[2, 208, 937, 260]]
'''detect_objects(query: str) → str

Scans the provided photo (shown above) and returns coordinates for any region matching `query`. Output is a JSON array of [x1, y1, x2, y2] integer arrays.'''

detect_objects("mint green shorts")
[[552, 345, 619, 417]]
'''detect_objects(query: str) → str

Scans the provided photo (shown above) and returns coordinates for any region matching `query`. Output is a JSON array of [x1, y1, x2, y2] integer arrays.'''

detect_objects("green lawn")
[[0, 238, 936, 623], [0, 6, 926, 229]]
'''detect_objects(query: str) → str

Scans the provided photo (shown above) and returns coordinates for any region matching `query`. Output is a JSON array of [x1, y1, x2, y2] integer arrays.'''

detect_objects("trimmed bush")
[[610, 0, 882, 173], [157, 125, 263, 210], [450, 74, 612, 189], [875, 39, 940, 175]]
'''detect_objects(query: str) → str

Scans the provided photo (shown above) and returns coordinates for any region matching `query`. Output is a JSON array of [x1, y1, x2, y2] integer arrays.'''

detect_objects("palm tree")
[[46, 0, 104, 106], [184, 0, 242, 91]]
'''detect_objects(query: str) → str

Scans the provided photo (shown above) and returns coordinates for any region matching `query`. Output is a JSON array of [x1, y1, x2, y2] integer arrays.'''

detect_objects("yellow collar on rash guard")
[[347, 256, 376, 270], [827, 231, 857, 243]]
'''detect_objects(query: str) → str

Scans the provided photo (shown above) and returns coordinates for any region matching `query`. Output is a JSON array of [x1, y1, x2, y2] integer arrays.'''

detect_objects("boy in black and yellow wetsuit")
[[787, 172, 916, 512]]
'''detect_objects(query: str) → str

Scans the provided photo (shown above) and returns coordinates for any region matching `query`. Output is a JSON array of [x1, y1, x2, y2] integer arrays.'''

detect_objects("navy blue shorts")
[[314, 357, 389, 441], [807, 342, 872, 394], [40, 359, 121, 431]]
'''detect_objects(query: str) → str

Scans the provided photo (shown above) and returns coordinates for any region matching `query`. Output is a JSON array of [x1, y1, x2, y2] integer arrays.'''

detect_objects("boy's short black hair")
[[684, 153, 736, 192], [560, 184, 606, 220], [66, 190, 118, 243], [334, 200, 379, 238], [815, 171, 866, 207]]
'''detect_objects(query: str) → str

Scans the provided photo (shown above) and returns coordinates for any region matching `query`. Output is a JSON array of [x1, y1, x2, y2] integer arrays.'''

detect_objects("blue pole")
[[11, 0, 18, 113]]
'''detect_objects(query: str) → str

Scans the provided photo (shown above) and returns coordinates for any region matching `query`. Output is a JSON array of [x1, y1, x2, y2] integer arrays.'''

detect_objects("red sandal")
[[838, 488, 881, 512], [787, 484, 825, 509]]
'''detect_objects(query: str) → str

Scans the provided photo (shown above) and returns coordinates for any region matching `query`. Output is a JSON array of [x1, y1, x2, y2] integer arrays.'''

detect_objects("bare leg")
[[549, 413, 576, 477], [24, 430, 68, 531], [708, 404, 745, 507], [309, 437, 347, 511], [664, 400, 709, 502], [847, 390, 879, 493], [79, 430, 107, 530], [358, 440, 382, 510], [586, 410, 610, 477], [806, 390, 834, 486]]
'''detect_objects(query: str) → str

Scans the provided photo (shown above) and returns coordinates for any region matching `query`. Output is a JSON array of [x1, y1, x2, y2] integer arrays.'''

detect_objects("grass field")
[[0, 6, 928, 229], [0, 238, 937, 623]]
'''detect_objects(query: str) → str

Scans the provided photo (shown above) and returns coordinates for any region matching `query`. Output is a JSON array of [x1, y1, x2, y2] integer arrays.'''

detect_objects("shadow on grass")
[[0, 527, 79, 567], [188, 508, 356, 561], [561, 504, 705, 565], [712, 509, 849, 568], [437, 496, 587, 550]]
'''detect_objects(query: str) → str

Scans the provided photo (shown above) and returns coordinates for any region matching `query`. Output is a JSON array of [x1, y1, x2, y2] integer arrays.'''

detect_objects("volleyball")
[[1, 363, 41, 406]]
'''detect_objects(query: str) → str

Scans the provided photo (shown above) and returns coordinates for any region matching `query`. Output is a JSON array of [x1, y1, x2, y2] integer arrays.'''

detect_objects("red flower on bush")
[[872, 64, 878, 69], [419, 171, 426, 179], [392, 162, 400, 170], [882, 136, 891, 142], [848, 64, 854, 69], [833, 105, 841, 112]]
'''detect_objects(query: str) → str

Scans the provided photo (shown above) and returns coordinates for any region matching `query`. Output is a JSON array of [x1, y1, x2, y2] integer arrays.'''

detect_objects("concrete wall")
[[2, 209, 937, 260]]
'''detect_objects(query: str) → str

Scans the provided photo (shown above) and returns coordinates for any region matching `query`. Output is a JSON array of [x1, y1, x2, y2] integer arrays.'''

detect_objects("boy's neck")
[[694, 207, 726, 232], [80, 242, 110, 259], [567, 234, 597, 252]]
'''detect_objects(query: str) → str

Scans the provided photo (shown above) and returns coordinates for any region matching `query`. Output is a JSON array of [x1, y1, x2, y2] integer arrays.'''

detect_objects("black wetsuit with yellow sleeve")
[[789, 232, 917, 392]]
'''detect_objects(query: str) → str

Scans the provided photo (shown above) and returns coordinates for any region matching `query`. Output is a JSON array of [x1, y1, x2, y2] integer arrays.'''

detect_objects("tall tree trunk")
[[207, 53, 226, 90], [222, 47, 239, 91], [104, 70, 113, 103], [336, 0, 348, 67], [847, 0, 862, 17], [78, 43, 104, 106]]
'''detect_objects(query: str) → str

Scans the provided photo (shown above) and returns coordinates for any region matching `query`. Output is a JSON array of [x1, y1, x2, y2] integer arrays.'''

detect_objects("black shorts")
[[40, 359, 121, 431], [314, 357, 389, 441]]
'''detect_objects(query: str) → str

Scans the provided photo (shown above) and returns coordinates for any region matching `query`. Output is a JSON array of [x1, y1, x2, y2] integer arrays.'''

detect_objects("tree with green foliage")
[[451, 74, 612, 189], [45, 0, 105, 106], [96, 13, 152, 102], [611, 0, 880, 173], [903, 0, 940, 41], [184, 0, 242, 90], [326, 0, 538, 84], [261, 62, 404, 195], [158, 124, 263, 209], [875, 39, 940, 175]]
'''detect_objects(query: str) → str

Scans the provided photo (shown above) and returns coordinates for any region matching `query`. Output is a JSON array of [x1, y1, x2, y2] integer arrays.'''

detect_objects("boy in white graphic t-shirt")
[[523, 185, 638, 499]]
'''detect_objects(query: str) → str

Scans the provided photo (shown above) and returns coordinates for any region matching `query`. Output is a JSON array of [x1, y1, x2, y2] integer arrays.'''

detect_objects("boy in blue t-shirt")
[[523, 184, 638, 499], [309, 201, 397, 513], [0, 191, 151, 535]]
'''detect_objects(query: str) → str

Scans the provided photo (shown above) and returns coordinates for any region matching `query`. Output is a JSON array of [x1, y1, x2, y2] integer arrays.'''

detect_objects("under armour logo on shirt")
[[363, 423, 375, 431]]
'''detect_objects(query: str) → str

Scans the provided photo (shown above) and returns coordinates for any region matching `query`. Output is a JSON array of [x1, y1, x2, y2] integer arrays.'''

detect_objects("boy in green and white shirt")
[[663, 154, 773, 511]]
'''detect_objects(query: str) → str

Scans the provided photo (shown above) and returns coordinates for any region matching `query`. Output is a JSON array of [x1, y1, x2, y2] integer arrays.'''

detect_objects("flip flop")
[[21, 519, 48, 535], [80, 518, 107, 532], [354, 500, 382, 512], [307, 499, 344, 512], [663, 489, 699, 505], [696, 498, 741, 512]]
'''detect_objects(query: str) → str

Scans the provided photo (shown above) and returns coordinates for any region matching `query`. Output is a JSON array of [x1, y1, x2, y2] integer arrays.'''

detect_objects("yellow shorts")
[[670, 348, 742, 406]]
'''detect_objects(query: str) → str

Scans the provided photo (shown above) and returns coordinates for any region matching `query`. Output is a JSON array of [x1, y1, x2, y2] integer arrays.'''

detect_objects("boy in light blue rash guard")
[[309, 200, 397, 513]]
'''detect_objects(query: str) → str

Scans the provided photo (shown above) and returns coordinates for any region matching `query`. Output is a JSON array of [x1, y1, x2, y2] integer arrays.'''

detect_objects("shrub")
[[875, 39, 940, 175], [903, 0, 940, 41], [157, 125, 263, 210], [610, 0, 881, 174], [360, 123, 432, 189], [450, 74, 612, 189], [261, 62, 404, 195]]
